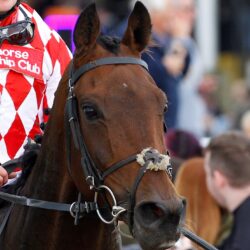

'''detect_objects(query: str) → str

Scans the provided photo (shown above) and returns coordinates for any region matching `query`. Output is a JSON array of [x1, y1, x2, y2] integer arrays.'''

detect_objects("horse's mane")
[[1, 144, 41, 196], [18, 144, 41, 185], [97, 34, 153, 59]]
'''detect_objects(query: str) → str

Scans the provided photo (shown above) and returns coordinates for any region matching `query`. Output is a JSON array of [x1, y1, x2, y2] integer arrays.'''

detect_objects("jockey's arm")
[[0, 166, 8, 186]]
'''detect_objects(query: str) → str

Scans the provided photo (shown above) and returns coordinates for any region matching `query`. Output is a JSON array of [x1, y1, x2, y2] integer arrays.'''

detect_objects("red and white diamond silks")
[[0, 3, 72, 163]]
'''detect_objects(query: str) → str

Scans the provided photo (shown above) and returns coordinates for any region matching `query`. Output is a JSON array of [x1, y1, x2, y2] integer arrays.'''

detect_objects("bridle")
[[0, 56, 218, 250], [0, 56, 172, 231], [65, 56, 172, 232]]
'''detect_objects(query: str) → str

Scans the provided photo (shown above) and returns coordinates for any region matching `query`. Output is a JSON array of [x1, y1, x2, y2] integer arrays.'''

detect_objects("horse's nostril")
[[135, 200, 184, 228], [151, 204, 166, 219], [136, 202, 167, 225]]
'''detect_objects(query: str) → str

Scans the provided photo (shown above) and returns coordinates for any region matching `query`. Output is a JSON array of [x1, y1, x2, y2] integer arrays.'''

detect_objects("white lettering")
[[0, 56, 15, 67], [18, 59, 26, 70], [0, 49, 30, 59], [14, 50, 22, 59], [18, 60, 41, 75], [33, 64, 40, 75], [22, 51, 28, 60]]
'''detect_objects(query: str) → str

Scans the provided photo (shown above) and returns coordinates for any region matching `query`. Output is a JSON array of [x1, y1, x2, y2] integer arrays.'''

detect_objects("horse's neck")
[[53, 218, 122, 250], [23, 104, 71, 199]]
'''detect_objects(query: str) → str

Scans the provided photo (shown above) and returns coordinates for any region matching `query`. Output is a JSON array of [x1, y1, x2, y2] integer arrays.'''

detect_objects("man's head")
[[204, 131, 250, 209], [0, 0, 19, 14]]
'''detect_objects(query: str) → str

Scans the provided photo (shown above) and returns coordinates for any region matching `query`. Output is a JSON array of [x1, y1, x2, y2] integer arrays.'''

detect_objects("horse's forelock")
[[97, 35, 121, 54]]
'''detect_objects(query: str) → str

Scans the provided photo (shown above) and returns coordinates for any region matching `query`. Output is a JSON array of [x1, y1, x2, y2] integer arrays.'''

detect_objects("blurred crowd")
[[24, 0, 250, 249]]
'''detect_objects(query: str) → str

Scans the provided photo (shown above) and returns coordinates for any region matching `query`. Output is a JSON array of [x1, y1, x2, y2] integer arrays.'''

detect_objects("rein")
[[0, 190, 97, 214], [181, 228, 219, 250]]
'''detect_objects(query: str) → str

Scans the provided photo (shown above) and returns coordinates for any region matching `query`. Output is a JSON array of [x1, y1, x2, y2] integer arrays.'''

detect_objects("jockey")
[[0, 0, 72, 186]]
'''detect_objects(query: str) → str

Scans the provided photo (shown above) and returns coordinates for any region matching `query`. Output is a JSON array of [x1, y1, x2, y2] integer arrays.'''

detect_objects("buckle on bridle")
[[70, 193, 84, 225]]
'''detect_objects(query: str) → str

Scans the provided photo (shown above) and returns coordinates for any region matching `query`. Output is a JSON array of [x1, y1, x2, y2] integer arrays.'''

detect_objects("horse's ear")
[[122, 1, 152, 53], [73, 3, 100, 54]]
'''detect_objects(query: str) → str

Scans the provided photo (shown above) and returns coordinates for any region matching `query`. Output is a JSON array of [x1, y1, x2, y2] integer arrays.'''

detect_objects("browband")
[[71, 57, 148, 85]]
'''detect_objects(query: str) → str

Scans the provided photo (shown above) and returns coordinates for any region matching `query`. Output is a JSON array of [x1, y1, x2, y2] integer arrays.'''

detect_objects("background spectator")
[[204, 131, 250, 250], [163, 0, 207, 139], [135, 0, 182, 129]]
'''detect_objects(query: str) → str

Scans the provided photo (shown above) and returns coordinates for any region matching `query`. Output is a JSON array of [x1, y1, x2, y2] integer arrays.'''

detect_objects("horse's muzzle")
[[133, 198, 185, 250]]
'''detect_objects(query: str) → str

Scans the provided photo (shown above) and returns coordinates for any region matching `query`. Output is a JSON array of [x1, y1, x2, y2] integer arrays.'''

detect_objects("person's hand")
[[0, 166, 17, 187], [0, 165, 8, 186]]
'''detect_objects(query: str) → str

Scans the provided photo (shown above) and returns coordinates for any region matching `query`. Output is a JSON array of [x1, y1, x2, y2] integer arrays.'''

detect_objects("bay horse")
[[0, 2, 184, 250]]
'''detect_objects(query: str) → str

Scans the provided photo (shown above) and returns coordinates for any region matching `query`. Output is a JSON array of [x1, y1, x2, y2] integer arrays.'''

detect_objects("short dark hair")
[[206, 131, 250, 187]]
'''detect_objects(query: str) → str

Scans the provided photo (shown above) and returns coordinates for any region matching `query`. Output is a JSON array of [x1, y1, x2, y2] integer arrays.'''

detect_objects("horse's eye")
[[82, 104, 99, 120]]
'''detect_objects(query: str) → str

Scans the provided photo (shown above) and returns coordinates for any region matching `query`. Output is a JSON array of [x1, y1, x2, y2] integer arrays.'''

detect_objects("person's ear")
[[213, 170, 228, 188]]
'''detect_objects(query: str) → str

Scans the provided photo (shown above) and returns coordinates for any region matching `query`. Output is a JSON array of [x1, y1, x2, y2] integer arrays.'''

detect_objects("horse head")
[[62, 2, 184, 249]]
